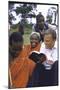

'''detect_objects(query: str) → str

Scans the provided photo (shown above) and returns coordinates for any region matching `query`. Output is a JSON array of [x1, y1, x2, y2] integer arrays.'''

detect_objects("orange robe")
[[9, 44, 41, 88], [25, 44, 40, 54], [25, 43, 41, 75], [9, 47, 36, 88]]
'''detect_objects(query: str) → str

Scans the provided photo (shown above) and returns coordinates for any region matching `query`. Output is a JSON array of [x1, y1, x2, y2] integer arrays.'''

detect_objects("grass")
[[9, 25, 32, 45], [24, 26, 32, 45], [24, 34, 30, 45]]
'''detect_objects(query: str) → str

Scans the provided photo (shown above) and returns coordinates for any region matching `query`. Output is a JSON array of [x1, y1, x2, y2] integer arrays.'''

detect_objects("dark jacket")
[[27, 61, 58, 87], [34, 23, 48, 41]]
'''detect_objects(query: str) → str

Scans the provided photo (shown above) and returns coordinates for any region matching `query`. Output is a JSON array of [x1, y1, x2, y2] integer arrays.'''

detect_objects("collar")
[[42, 41, 57, 50]]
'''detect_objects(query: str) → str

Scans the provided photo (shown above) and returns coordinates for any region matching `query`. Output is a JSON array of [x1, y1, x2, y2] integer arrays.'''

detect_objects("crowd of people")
[[8, 13, 58, 88]]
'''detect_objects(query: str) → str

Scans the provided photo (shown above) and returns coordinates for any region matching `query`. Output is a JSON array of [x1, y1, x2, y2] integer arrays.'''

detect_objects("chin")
[[31, 43, 36, 47], [32, 45, 36, 48]]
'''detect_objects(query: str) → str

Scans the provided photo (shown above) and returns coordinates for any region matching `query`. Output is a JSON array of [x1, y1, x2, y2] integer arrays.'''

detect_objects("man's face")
[[10, 40, 23, 57], [44, 34, 55, 49], [38, 16, 45, 30], [30, 34, 39, 48]]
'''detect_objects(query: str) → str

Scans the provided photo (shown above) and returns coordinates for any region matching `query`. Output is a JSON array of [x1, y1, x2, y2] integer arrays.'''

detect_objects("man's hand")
[[47, 60, 54, 64]]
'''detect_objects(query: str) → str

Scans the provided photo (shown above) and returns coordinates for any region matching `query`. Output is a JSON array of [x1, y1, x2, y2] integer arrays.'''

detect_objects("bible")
[[29, 51, 47, 63]]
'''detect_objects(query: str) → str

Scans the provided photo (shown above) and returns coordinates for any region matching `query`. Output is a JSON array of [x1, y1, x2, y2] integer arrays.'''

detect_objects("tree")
[[8, 2, 37, 26], [8, 2, 15, 25]]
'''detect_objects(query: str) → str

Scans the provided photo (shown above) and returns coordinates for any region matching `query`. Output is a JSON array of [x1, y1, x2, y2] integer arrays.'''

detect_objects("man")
[[33, 13, 48, 41], [40, 28, 58, 64], [33, 13, 57, 42], [27, 29, 58, 87], [39, 29, 58, 85]]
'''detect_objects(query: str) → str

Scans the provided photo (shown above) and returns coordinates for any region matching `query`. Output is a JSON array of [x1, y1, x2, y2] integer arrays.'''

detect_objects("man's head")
[[30, 32, 40, 48], [44, 29, 56, 49], [9, 32, 23, 57], [36, 13, 45, 30]]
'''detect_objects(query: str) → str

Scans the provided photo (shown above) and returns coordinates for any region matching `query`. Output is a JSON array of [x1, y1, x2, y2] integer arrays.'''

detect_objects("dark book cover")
[[29, 51, 46, 63]]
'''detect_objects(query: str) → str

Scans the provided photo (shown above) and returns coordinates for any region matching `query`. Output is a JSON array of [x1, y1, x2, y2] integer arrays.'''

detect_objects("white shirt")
[[40, 41, 58, 62]]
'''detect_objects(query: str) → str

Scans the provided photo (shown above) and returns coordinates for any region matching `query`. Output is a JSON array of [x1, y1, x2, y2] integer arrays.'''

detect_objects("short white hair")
[[30, 32, 40, 41]]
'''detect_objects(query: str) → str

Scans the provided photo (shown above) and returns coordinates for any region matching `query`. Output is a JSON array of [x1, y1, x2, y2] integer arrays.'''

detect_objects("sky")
[[10, 4, 57, 24]]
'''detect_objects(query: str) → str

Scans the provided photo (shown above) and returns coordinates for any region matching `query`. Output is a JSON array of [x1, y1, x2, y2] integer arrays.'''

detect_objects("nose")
[[45, 41, 50, 46]]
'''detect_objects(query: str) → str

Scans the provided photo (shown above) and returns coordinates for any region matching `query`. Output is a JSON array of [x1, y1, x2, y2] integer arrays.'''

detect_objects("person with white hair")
[[24, 32, 41, 78], [29, 32, 41, 48]]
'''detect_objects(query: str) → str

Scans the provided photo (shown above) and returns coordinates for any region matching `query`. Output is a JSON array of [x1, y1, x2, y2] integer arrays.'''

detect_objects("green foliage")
[[8, 2, 14, 10], [9, 24, 32, 45], [24, 25, 32, 45], [24, 34, 30, 45], [11, 24, 18, 29], [9, 3, 37, 25], [24, 25, 32, 34], [15, 4, 33, 15]]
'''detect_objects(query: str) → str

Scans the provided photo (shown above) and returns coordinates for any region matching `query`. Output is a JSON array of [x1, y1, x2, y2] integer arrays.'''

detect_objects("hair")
[[9, 32, 23, 46], [36, 12, 44, 23], [30, 32, 41, 42], [44, 28, 56, 40]]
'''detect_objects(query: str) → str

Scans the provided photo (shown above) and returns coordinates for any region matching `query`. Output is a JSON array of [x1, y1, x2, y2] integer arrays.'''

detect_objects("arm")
[[8, 68, 13, 88]]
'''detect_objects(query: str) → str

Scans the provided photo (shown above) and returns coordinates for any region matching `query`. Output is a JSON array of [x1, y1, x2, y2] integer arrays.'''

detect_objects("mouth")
[[31, 42, 37, 47]]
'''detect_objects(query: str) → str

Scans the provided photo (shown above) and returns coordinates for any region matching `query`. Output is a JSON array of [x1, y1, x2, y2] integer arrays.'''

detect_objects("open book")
[[29, 51, 47, 63]]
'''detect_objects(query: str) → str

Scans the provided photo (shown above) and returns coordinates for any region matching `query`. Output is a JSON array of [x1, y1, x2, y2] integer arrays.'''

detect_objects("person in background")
[[33, 12, 48, 42], [9, 32, 36, 88], [33, 12, 57, 42], [27, 29, 58, 87]]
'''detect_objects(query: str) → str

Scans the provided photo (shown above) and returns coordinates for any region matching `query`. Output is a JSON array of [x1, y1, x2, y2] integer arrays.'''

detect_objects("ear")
[[54, 39, 56, 43]]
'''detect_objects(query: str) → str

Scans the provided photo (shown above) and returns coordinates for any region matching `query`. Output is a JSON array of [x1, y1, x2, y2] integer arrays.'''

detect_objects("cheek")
[[31, 40, 39, 47], [45, 41, 51, 47], [39, 22, 44, 26], [31, 42, 37, 46], [31, 39, 38, 43]]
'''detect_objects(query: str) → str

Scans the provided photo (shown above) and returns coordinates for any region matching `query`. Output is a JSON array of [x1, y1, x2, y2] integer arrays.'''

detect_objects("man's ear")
[[54, 39, 56, 43]]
